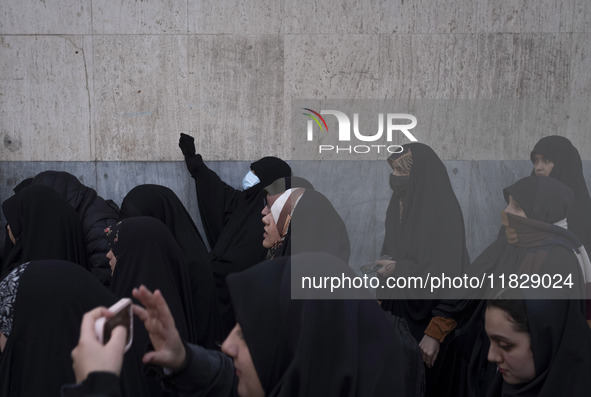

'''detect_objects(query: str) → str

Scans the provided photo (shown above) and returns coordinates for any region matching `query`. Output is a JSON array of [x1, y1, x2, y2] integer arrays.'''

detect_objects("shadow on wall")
[[1, 160, 590, 266]]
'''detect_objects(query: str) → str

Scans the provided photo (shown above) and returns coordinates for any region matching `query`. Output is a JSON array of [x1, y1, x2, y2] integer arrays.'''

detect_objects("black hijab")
[[192, 156, 291, 336], [530, 136, 591, 253], [264, 183, 351, 263], [119, 184, 221, 348], [0, 260, 147, 396], [1, 185, 88, 279], [473, 176, 586, 287], [504, 175, 574, 223], [263, 176, 315, 196], [466, 176, 587, 397], [106, 216, 199, 395], [485, 299, 591, 397], [227, 252, 409, 397], [380, 143, 470, 323], [197, 156, 292, 252], [382, 142, 469, 276], [120, 184, 208, 253]]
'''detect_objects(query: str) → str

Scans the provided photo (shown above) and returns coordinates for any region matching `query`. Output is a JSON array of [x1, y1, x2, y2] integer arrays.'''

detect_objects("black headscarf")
[[262, 176, 315, 196], [472, 176, 587, 286], [1, 185, 88, 279], [530, 136, 591, 253], [197, 156, 292, 251], [485, 299, 591, 397], [466, 176, 587, 397], [227, 252, 409, 397], [106, 216, 199, 396], [0, 260, 148, 396], [119, 184, 222, 348], [378, 143, 472, 397], [380, 143, 470, 324], [504, 175, 574, 223], [26, 170, 121, 285], [264, 182, 351, 263], [120, 184, 207, 252], [187, 154, 291, 336]]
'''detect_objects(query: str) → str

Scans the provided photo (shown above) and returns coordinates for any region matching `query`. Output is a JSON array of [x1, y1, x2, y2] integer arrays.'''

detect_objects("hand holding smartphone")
[[360, 255, 393, 274], [94, 297, 133, 352]]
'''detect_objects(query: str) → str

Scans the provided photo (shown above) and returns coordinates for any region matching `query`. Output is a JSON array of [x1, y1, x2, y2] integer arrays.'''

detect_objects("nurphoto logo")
[[302, 108, 418, 155]]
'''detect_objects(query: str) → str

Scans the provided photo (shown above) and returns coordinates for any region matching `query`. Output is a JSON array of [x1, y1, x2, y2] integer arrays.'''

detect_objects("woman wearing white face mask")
[[178, 133, 292, 337], [242, 170, 260, 190]]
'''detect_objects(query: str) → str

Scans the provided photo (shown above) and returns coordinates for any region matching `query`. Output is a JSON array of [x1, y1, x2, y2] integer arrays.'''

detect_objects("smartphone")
[[360, 262, 384, 274], [359, 255, 392, 274], [94, 297, 133, 352]]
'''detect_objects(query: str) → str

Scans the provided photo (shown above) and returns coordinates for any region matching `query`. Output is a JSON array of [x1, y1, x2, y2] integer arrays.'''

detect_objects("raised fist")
[[178, 133, 196, 157]]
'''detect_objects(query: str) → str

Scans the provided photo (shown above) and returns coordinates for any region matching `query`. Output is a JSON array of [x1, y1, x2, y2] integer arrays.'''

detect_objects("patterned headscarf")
[[270, 188, 306, 238], [388, 149, 413, 175]]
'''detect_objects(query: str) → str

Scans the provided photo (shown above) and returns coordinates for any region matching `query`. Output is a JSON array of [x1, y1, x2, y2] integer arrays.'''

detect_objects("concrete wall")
[[1, 1, 590, 267]]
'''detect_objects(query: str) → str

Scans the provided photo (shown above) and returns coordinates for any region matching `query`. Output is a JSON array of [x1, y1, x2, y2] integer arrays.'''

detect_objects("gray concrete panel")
[[284, 34, 380, 99], [0, 2, 590, 163], [0, 0, 91, 34], [284, 0, 381, 34], [570, 34, 591, 98], [475, 34, 571, 100], [187, 35, 286, 160], [92, 35, 190, 161], [476, 0, 574, 33], [379, 34, 479, 99], [92, 0, 187, 34], [574, 0, 591, 33], [0, 35, 93, 161], [189, 0, 282, 34], [381, 0, 476, 34]]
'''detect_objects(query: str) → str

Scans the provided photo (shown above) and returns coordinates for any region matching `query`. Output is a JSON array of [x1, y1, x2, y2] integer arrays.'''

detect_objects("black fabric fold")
[[0, 260, 147, 397], [378, 143, 472, 397], [466, 176, 587, 397], [107, 216, 199, 397], [227, 252, 411, 397], [270, 188, 351, 263], [485, 299, 591, 397], [184, 154, 291, 335], [120, 184, 222, 348], [1, 185, 89, 279], [530, 136, 591, 253]]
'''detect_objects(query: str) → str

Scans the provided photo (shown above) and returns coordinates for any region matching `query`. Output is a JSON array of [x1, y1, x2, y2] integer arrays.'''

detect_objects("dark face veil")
[[382, 142, 470, 280]]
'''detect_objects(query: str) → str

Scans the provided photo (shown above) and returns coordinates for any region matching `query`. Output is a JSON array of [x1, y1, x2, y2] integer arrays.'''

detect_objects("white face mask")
[[242, 170, 260, 190]]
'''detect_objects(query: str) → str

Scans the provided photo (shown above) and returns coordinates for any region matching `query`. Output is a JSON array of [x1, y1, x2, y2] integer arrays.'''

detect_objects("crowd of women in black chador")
[[0, 134, 591, 397]]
